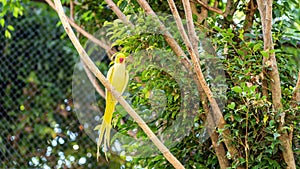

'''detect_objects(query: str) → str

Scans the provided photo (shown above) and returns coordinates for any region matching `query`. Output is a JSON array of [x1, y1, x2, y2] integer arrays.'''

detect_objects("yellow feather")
[[94, 53, 128, 161]]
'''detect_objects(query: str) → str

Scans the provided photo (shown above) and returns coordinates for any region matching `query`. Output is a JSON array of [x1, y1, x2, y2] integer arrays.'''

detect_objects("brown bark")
[[194, 0, 208, 23], [243, 0, 257, 33], [224, 0, 233, 17], [135, 0, 192, 69], [70, 0, 74, 21], [291, 70, 300, 159], [182, 0, 199, 53], [45, 0, 112, 54], [182, 1, 229, 168], [104, 0, 134, 28], [194, 0, 223, 16], [190, 2, 201, 24], [257, 0, 296, 168], [291, 71, 300, 107], [201, 97, 229, 169], [167, 0, 241, 163]]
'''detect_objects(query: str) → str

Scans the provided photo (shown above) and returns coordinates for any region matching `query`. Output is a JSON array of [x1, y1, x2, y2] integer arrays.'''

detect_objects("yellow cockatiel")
[[94, 53, 129, 161]]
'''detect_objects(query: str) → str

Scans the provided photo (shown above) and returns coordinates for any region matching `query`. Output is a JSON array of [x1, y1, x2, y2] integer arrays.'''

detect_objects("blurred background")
[[0, 2, 118, 168]]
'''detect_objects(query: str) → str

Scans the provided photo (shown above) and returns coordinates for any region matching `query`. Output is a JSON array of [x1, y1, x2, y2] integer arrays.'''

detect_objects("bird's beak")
[[119, 58, 124, 63]]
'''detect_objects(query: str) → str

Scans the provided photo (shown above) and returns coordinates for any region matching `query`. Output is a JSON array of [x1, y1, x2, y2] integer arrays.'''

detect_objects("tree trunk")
[[257, 0, 296, 168]]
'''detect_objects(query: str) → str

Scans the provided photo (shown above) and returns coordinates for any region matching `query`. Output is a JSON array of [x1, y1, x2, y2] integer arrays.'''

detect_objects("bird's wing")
[[106, 65, 115, 100], [120, 70, 129, 95]]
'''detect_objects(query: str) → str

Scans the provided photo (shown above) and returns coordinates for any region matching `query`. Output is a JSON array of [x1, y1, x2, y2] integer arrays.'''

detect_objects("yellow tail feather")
[[95, 100, 115, 161]]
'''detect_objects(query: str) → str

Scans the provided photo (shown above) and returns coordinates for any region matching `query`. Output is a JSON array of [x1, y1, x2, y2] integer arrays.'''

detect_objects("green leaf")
[[261, 50, 269, 58], [5, 29, 11, 39], [2, 0, 7, 6], [250, 85, 258, 93], [234, 114, 243, 122], [103, 21, 113, 27], [13, 7, 20, 18], [232, 86, 242, 93], [174, 94, 180, 101], [228, 102, 236, 109], [253, 43, 262, 52], [0, 18, 4, 27], [7, 25, 14, 31]]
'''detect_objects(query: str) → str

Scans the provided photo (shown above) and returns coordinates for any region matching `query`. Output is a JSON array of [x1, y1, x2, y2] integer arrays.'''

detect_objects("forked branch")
[[104, 0, 134, 28], [45, 0, 112, 54], [136, 0, 191, 68], [46, 0, 108, 99], [167, 0, 240, 161], [181, 1, 229, 168]]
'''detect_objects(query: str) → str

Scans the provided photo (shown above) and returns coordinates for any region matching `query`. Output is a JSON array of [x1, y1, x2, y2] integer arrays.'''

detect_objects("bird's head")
[[114, 53, 126, 64]]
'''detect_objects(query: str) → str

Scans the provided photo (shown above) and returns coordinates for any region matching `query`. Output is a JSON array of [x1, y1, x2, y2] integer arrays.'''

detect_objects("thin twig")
[[53, 0, 185, 168], [136, 0, 191, 68], [136, 0, 210, 106], [45, 0, 107, 99], [45, 0, 111, 53], [82, 61, 106, 98], [104, 0, 134, 28], [70, 0, 74, 21], [194, 0, 223, 15]]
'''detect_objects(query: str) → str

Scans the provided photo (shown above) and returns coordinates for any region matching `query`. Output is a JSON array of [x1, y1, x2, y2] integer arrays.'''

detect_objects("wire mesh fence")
[[0, 2, 116, 168]]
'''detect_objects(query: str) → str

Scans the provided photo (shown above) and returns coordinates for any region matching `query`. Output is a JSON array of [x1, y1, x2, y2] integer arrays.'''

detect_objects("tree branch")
[[257, 0, 296, 168], [224, 0, 233, 17], [53, 0, 184, 168], [197, 0, 208, 23], [201, 97, 229, 169], [229, 0, 240, 17], [45, 0, 107, 99], [182, 0, 199, 52], [104, 0, 134, 28], [136, 0, 191, 69], [243, 0, 257, 33], [45, 0, 112, 54], [181, 2, 229, 167], [167, 0, 241, 162], [194, 0, 223, 16], [70, 0, 74, 21], [292, 70, 300, 106], [82, 61, 105, 98], [135, 0, 210, 103], [190, 1, 201, 23]]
